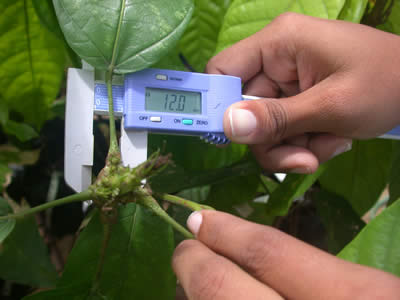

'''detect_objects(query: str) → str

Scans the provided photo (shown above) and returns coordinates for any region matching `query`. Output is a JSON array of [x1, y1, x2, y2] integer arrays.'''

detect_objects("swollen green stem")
[[159, 193, 214, 211], [0, 190, 92, 220], [106, 70, 119, 154], [138, 191, 194, 239]]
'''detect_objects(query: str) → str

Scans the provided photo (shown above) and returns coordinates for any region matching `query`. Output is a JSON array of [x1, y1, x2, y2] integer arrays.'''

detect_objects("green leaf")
[[0, 149, 20, 164], [150, 156, 260, 193], [3, 120, 38, 142], [149, 135, 247, 171], [0, 197, 15, 244], [0, 98, 8, 125], [259, 174, 279, 194], [53, 0, 194, 74], [378, 0, 400, 35], [179, 0, 232, 71], [0, 201, 58, 287], [177, 185, 211, 203], [205, 174, 260, 213], [32, 0, 82, 68], [0, 164, 10, 193], [338, 198, 400, 277], [32, 0, 63, 38], [389, 142, 400, 205], [56, 203, 175, 300], [313, 189, 365, 254], [337, 0, 368, 22], [0, 0, 66, 128], [247, 202, 276, 226], [319, 139, 393, 216], [215, 0, 346, 53], [265, 166, 326, 216], [151, 47, 187, 71], [0, 145, 39, 166], [23, 282, 92, 300]]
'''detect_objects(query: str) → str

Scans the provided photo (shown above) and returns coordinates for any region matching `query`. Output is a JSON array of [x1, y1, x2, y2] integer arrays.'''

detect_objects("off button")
[[150, 116, 161, 122], [182, 119, 193, 125]]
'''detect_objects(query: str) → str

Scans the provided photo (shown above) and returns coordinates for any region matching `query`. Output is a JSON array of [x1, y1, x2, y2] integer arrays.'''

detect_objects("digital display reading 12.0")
[[145, 87, 202, 115]]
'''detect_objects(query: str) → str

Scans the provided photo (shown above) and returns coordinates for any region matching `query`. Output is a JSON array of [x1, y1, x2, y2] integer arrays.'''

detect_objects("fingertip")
[[187, 209, 222, 238], [308, 135, 353, 163], [172, 239, 215, 290], [223, 106, 233, 140], [223, 104, 258, 144], [187, 211, 203, 236], [290, 163, 319, 174], [329, 140, 352, 160], [285, 153, 319, 174], [251, 144, 319, 174], [173, 239, 196, 262]]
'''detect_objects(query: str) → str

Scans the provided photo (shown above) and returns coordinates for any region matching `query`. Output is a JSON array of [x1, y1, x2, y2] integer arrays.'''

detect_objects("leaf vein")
[[115, 6, 193, 69], [58, 0, 109, 66], [23, 0, 35, 88]]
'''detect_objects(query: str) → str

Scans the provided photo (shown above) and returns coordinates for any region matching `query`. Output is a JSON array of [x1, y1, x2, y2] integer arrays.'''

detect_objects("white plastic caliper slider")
[[65, 68, 94, 192], [64, 66, 147, 193]]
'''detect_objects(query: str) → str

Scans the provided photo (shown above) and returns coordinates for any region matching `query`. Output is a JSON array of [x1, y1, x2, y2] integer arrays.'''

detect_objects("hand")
[[207, 13, 400, 173], [173, 210, 400, 300]]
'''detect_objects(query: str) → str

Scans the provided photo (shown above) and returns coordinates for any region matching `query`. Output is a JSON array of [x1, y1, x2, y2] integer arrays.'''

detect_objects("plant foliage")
[[53, 0, 194, 73], [0, 0, 399, 299]]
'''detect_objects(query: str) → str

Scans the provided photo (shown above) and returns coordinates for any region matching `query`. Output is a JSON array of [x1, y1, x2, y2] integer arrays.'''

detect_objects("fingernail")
[[291, 167, 312, 174], [330, 142, 352, 159], [187, 211, 202, 236], [229, 108, 257, 138]]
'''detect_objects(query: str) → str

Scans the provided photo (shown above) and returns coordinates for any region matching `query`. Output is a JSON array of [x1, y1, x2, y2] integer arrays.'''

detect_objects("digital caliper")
[[64, 66, 253, 193], [94, 68, 244, 144], [64, 65, 400, 194]]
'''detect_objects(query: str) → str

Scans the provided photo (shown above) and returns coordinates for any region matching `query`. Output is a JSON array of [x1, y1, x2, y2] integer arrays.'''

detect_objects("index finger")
[[188, 210, 400, 300], [205, 32, 263, 81], [172, 239, 283, 300], [205, 13, 298, 84]]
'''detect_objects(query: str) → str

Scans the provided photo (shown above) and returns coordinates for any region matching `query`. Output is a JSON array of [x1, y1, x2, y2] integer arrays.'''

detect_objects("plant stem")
[[259, 176, 271, 195], [361, 0, 394, 27], [106, 69, 119, 154], [158, 193, 214, 211], [0, 190, 92, 220], [138, 191, 194, 239]]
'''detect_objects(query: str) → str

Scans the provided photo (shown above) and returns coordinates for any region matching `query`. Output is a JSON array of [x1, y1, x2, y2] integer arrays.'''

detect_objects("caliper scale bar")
[[65, 68, 147, 193]]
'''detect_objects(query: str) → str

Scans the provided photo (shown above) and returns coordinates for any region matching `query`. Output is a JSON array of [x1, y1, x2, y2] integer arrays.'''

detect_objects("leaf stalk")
[[0, 190, 92, 220], [137, 190, 194, 239], [105, 70, 119, 154], [158, 193, 214, 211]]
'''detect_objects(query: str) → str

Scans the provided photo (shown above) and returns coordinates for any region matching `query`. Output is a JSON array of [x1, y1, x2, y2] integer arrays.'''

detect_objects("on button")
[[182, 119, 193, 125]]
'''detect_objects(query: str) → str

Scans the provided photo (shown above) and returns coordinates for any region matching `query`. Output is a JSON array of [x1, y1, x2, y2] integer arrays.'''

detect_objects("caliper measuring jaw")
[[64, 66, 148, 193]]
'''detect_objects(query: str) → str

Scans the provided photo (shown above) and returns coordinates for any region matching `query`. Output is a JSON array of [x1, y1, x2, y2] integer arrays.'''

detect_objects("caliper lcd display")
[[145, 87, 202, 115]]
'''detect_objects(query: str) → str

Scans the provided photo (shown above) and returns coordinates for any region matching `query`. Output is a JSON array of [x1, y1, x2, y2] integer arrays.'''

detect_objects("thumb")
[[187, 210, 400, 300], [224, 83, 338, 145]]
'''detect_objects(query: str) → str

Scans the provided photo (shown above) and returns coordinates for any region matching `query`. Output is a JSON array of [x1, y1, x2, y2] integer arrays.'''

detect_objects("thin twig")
[[0, 190, 92, 220], [361, 0, 394, 27], [46, 171, 61, 228], [138, 191, 194, 239], [105, 70, 119, 154], [158, 193, 214, 211]]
